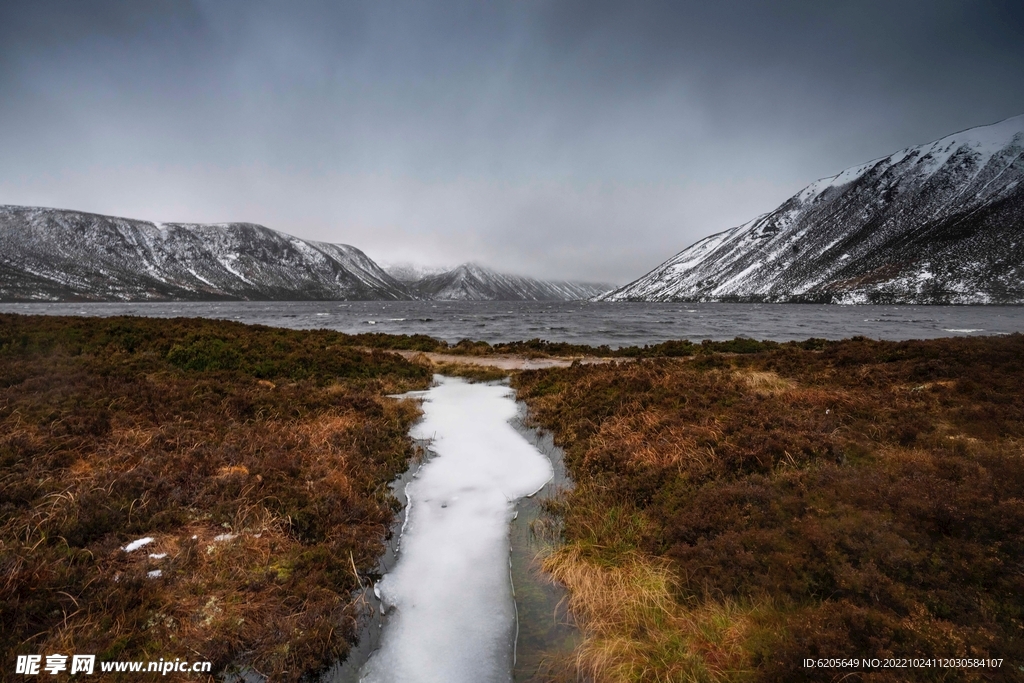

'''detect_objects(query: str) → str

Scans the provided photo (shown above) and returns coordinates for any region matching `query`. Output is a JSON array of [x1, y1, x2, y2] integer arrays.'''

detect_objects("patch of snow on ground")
[[359, 376, 553, 683], [715, 262, 761, 292], [122, 537, 155, 552]]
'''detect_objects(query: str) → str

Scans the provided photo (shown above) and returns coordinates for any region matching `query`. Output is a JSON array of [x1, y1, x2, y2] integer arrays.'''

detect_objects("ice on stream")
[[359, 376, 553, 683]]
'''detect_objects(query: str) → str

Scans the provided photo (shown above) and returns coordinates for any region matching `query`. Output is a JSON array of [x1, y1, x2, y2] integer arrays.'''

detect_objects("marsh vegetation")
[[514, 335, 1024, 682], [0, 314, 431, 680]]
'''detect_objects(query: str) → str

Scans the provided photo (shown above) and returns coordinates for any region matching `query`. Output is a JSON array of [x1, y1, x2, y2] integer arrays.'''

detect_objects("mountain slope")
[[410, 263, 612, 301], [0, 206, 410, 301], [601, 114, 1024, 304]]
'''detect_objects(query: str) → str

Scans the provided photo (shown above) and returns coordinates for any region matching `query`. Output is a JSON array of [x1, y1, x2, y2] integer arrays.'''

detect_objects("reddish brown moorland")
[[514, 335, 1024, 682], [0, 314, 430, 680]]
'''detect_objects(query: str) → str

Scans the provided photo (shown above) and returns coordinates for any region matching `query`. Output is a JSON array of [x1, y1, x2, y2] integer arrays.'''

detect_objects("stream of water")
[[350, 377, 555, 683], [507, 405, 579, 681]]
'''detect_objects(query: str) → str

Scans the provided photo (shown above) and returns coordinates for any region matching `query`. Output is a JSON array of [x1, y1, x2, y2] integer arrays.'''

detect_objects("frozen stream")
[[358, 376, 554, 683]]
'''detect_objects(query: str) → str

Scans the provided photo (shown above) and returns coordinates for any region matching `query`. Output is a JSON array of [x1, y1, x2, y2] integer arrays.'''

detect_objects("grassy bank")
[[372, 334, 777, 360], [513, 335, 1024, 682], [0, 314, 431, 680]]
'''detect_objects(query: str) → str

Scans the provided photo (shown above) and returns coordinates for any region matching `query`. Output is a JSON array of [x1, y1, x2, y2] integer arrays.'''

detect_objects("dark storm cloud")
[[1, 1, 1022, 282]]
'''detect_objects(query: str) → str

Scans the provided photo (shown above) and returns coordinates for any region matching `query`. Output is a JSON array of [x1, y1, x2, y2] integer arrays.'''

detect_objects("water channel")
[[322, 376, 575, 683]]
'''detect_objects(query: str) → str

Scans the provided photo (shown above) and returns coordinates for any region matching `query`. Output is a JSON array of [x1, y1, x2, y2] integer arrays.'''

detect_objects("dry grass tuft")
[[543, 546, 759, 683], [430, 360, 510, 382], [404, 352, 511, 382], [736, 370, 792, 395]]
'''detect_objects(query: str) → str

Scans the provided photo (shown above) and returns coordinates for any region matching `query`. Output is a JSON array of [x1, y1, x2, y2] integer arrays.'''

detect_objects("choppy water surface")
[[2, 300, 1021, 346]]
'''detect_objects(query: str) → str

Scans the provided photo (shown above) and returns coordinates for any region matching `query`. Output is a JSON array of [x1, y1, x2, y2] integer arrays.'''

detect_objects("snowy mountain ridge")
[[0, 205, 409, 301], [601, 114, 1024, 304]]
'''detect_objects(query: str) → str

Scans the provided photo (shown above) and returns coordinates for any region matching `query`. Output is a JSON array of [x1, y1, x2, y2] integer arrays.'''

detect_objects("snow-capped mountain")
[[380, 261, 452, 283], [601, 114, 1024, 304], [0, 206, 409, 301], [411, 263, 613, 301]]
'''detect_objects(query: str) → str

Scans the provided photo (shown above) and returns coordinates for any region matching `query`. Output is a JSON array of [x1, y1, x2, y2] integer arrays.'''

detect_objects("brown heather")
[[513, 335, 1024, 682], [0, 314, 431, 681]]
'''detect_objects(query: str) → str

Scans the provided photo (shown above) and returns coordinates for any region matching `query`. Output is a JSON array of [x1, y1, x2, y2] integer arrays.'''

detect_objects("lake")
[[1, 300, 1022, 346]]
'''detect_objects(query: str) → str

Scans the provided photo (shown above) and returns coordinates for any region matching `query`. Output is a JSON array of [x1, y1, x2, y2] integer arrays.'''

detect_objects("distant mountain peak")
[[412, 262, 614, 301], [380, 261, 452, 283], [601, 114, 1024, 304]]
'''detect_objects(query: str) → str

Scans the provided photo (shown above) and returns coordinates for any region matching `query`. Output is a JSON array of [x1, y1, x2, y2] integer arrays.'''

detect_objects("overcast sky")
[[1, 1, 1022, 283]]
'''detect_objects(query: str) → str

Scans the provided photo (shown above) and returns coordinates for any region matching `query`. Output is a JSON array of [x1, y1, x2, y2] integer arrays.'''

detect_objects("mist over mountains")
[[0, 206, 610, 302], [602, 114, 1024, 304]]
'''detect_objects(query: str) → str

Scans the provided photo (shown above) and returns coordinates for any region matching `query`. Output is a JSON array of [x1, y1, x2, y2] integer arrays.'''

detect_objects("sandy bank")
[[388, 349, 613, 370]]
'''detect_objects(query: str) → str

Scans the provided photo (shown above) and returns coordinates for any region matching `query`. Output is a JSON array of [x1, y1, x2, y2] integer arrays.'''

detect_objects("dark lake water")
[[2, 301, 1022, 347]]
